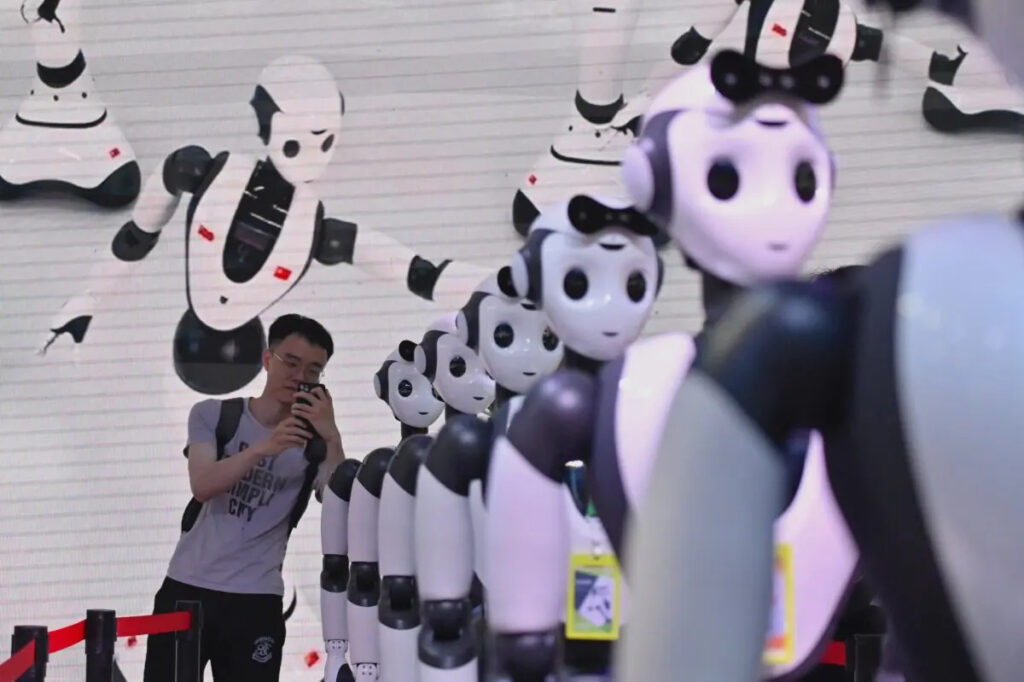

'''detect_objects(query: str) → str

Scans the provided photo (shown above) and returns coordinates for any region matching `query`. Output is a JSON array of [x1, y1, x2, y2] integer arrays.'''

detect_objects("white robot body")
[[768, 431, 859, 678], [185, 153, 319, 331], [1, 0, 140, 205]]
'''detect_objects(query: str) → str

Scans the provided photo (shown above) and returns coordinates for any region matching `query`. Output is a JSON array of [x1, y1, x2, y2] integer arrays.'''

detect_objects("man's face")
[[263, 334, 329, 403]]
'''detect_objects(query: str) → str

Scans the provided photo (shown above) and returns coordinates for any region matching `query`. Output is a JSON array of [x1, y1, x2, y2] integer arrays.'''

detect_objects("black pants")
[[143, 577, 286, 682]]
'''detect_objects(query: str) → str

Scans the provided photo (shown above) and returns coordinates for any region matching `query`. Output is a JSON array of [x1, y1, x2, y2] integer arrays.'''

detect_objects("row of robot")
[[312, 49, 887, 682]]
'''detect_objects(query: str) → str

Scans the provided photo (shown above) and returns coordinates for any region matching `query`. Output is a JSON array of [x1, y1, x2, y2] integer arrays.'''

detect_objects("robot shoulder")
[[356, 446, 397, 496], [161, 145, 223, 195], [328, 458, 362, 502], [424, 414, 494, 494]]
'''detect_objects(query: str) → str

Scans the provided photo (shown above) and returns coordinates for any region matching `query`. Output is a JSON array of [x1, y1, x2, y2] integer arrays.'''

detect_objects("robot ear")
[[250, 84, 281, 146], [413, 345, 428, 374], [655, 254, 666, 294], [510, 252, 531, 302], [454, 310, 472, 345], [513, 229, 551, 304], [622, 110, 680, 233], [398, 340, 416, 362], [496, 266, 518, 298], [373, 364, 389, 401]]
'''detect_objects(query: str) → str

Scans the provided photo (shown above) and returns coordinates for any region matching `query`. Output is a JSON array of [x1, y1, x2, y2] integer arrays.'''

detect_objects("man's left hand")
[[292, 386, 341, 443]]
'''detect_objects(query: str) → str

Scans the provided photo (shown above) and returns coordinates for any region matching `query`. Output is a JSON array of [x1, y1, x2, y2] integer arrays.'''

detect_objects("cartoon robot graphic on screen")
[[37, 54, 487, 396]]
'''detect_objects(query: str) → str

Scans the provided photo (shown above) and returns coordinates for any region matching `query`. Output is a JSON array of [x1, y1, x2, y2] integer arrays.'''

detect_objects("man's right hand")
[[258, 416, 314, 457]]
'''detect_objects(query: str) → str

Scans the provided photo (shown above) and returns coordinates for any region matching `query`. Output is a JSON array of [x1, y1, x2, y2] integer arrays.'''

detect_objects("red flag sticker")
[[274, 266, 292, 280], [304, 650, 320, 667], [198, 225, 214, 241], [528, 174, 537, 185], [109, 147, 121, 159], [772, 23, 787, 37]]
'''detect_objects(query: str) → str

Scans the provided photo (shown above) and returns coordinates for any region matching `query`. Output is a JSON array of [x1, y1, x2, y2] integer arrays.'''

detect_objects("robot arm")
[[347, 448, 395, 680], [323, 459, 361, 682], [414, 415, 494, 680], [671, 0, 745, 65], [483, 372, 596, 679], [317, 207, 490, 312], [38, 146, 217, 355], [378, 435, 434, 682], [615, 281, 857, 682]]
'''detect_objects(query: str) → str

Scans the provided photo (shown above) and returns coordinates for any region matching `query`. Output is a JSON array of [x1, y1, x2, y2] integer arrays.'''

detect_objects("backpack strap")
[[180, 398, 245, 532]]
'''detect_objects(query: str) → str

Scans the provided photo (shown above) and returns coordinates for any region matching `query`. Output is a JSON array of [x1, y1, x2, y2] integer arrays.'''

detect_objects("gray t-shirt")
[[166, 398, 308, 596]]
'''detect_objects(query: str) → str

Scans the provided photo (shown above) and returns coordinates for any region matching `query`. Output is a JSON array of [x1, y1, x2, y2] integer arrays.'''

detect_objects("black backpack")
[[180, 398, 320, 534]]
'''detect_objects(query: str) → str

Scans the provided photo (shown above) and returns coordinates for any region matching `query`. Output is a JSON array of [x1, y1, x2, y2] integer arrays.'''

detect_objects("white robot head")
[[373, 341, 444, 429], [622, 50, 843, 286], [507, 194, 663, 362], [454, 269, 564, 395], [250, 55, 345, 186], [414, 313, 496, 414]]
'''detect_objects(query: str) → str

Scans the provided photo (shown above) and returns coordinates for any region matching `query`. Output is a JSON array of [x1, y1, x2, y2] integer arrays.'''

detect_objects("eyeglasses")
[[271, 351, 325, 382]]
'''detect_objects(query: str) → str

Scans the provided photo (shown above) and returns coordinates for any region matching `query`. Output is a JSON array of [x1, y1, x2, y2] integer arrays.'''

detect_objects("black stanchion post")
[[85, 609, 117, 682], [173, 600, 202, 682], [851, 634, 884, 682], [11, 625, 48, 682]]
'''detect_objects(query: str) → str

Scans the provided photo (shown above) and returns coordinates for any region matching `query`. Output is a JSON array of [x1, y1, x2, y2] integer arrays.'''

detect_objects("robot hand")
[[20, 0, 62, 28], [37, 292, 96, 357]]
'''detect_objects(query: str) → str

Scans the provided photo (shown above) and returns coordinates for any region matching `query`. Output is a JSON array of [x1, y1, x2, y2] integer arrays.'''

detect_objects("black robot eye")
[[283, 140, 300, 158], [321, 135, 335, 153], [627, 271, 647, 302], [494, 323, 514, 348], [563, 269, 589, 300], [449, 356, 467, 377], [707, 159, 740, 200], [397, 379, 413, 397], [794, 161, 817, 203], [542, 327, 560, 351]]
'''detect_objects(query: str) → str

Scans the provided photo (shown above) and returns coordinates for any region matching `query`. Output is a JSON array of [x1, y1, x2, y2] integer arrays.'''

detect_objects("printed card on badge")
[[565, 552, 621, 641], [764, 543, 795, 664]]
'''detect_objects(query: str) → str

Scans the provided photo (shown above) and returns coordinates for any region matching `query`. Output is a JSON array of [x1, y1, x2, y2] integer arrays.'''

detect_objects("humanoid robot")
[[616, 0, 1024, 680], [37, 54, 486, 395], [321, 342, 445, 682], [338, 323, 494, 682], [484, 54, 885, 681], [511, 0, 1024, 237], [474, 194, 664, 680], [0, 0, 140, 206], [413, 269, 565, 682]]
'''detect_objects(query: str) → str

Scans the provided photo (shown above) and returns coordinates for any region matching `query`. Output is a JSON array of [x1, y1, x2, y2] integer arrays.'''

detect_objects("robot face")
[[385, 361, 444, 428], [419, 334, 495, 414], [256, 56, 344, 186], [624, 64, 833, 286], [473, 295, 563, 394], [666, 102, 832, 285], [532, 228, 659, 362]]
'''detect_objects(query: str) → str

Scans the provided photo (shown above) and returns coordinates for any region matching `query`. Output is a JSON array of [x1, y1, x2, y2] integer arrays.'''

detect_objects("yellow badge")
[[763, 543, 796, 664], [565, 552, 621, 641]]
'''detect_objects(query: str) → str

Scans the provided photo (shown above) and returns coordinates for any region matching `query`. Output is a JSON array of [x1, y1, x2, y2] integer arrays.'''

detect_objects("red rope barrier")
[[49, 619, 86, 654], [821, 640, 846, 666], [117, 612, 192, 638], [0, 609, 194, 682], [0, 640, 35, 682]]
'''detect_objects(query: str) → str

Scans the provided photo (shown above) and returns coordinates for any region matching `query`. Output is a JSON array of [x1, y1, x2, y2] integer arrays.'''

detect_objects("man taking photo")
[[143, 313, 346, 682]]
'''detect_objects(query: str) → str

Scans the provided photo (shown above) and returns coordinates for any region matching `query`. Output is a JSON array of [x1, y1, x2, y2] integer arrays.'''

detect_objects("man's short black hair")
[[268, 314, 334, 359]]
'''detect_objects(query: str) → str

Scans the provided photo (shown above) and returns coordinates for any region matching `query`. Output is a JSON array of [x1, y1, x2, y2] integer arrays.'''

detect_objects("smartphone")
[[294, 382, 324, 431]]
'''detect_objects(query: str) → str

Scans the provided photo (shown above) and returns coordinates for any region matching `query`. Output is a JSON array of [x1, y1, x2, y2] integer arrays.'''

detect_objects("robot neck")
[[495, 384, 517, 410], [400, 423, 428, 440], [445, 404, 472, 420], [256, 156, 295, 194], [563, 349, 605, 375], [37, 50, 86, 89], [700, 269, 745, 330]]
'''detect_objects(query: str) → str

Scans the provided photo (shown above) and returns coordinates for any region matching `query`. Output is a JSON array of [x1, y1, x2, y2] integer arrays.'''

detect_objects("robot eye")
[[563, 269, 589, 300], [449, 356, 467, 377], [493, 323, 514, 348], [397, 379, 413, 397], [707, 159, 740, 201], [542, 327, 560, 351], [626, 271, 647, 302], [794, 161, 817, 203], [321, 135, 335, 153], [284, 140, 300, 158]]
